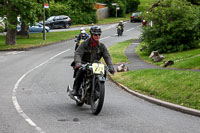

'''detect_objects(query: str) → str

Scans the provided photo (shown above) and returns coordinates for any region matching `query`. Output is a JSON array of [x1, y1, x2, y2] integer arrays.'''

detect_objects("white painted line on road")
[[100, 36, 111, 40], [6, 51, 25, 55], [12, 49, 71, 133], [102, 24, 118, 31], [126, 27, 135, 32]]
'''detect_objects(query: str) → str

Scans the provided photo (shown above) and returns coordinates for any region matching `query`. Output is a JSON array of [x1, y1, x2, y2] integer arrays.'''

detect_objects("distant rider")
[[75, 30, 89, 50], [71, 25, 115, 96], [77, 27, 89, 41], [117, 20, 124, 32]]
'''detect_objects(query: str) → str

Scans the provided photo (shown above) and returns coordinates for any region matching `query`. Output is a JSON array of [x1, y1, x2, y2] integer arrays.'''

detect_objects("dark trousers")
[[73, 68, 84, 91]]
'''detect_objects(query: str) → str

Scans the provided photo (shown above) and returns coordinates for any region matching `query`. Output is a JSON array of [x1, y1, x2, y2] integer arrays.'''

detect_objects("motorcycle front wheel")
[[90, 78, 105, 115]]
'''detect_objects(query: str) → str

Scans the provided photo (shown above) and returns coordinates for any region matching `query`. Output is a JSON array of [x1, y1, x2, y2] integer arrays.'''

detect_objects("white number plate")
[[92, 63, 105, 74]]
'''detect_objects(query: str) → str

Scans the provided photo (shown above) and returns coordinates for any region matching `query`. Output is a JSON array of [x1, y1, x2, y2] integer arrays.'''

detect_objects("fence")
[[96, 7, 109, 20]]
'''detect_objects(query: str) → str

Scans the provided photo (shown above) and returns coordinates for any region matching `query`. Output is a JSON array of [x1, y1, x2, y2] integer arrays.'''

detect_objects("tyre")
[[49, 24, 53, 29], [65, 23, 69, 29], [117, 29, 120, 36], [90, 78, 105, 115]]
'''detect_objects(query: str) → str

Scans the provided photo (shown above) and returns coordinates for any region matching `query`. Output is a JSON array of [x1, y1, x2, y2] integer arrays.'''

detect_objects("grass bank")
[[108, 39, 133, 64], [109, 39, 200, 110], [0, 30, 80, 50], [135, 42, 200, 70]]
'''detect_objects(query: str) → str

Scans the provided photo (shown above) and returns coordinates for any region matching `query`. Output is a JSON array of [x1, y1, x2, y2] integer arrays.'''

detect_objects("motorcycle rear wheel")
[[90, 79, 105, 115]]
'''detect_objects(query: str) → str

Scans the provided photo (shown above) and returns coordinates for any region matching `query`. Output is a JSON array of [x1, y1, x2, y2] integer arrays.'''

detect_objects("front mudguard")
[[98, 76, 106, 82]]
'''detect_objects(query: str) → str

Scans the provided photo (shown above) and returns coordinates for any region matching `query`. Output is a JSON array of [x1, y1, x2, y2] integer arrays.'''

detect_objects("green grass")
[[0, 30, 80, 50], [108, 39, 133, 64], [135, 42, 200, 69], [138, 0, 158, 11], [109, 39, 200, 110], [112, 69, 200, 110]]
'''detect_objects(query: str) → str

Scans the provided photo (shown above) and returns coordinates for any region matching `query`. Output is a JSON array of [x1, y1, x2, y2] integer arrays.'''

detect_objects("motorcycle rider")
[[117, 20, 124, 31], [71, 25, 115, 96], [116, 20, 124, 36], [75, 30, 89, 50], [77, 27, 89, 41]]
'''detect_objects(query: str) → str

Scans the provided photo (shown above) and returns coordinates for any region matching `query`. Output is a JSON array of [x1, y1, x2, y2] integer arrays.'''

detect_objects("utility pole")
[[43, 0, 46, 40], [112, 3, 119, 18]]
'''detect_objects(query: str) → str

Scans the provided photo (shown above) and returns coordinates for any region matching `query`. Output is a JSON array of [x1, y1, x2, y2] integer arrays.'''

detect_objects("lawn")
[[0, 30, 80, 50], [135, 42, 200, 70]]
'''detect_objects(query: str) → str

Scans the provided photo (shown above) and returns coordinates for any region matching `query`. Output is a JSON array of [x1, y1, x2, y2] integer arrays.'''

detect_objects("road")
[[0, 22, 200, 133]]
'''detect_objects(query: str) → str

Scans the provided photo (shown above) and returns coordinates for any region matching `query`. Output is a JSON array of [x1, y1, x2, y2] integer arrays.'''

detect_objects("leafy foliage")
[[141, 0, 200, 53]]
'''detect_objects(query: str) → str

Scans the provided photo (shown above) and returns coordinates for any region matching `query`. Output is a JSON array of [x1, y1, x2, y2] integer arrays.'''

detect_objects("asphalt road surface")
[[0, 22, 200, 133]]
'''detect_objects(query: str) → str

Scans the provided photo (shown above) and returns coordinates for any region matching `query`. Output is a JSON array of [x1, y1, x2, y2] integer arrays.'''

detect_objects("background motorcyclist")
[[77, 27, 89, 41], [117, 20, 124, 31], [71, 25, 115, 96], [75, 30, 89, 50]]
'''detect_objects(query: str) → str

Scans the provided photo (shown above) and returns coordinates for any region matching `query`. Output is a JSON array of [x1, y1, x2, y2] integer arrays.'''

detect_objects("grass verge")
[[0, 30, 80, 50], [108, 39, 133, 64], [111, 69, 200, 110], [109, 40, 200, 110], [135, 42, 200, 70]]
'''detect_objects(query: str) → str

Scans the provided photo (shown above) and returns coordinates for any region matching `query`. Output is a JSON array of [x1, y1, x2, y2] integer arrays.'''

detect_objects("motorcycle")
[[117, 25, 123, 36], [74, 35, 88, 50], [67, 62, 108, 115]]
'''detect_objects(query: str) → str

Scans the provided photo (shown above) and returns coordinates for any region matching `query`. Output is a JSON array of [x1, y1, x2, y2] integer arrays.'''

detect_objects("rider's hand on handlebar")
[[75, 63, 82, 69], [109, 68, 115, 75]]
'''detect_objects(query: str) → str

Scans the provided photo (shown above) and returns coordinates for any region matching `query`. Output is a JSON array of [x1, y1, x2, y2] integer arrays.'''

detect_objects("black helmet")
[[90, 25, 102, 35]]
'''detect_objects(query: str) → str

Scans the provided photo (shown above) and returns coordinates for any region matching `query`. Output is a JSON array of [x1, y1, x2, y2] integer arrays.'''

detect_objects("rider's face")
[[92, 34, 101, 41]]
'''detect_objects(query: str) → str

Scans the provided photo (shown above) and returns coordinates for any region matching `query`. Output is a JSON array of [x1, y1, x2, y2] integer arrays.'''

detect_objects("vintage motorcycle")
[[117, 25, 123, 36], [67, 62, 108, 115]]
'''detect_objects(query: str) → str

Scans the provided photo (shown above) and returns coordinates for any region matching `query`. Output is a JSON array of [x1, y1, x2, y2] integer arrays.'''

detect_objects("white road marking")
[[126, 27, 135, 32], [100, 36, 111, 40], [12, 49, 71, 133], [6, 51, 25, 55], [102, 24, 118, 31]]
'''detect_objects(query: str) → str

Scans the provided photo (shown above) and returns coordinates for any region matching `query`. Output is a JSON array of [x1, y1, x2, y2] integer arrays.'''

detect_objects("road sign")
[[44, 3, 49, 8]]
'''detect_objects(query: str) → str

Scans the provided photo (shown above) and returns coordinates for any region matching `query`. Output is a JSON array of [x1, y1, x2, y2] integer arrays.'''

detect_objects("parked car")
[[130, 12, 142, 23], [0, 17, 6, 32], [44, 15, 71, 29], [17, 23, 50, 33]]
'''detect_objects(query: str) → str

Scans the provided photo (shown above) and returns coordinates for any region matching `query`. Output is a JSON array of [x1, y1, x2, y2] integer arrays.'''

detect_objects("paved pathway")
[[121, 39, 200, 72]]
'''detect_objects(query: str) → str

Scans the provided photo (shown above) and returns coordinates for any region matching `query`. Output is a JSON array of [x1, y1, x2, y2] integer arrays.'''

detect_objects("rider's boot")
[[71, 88, 78, 96], [71, 83, 79, 96]]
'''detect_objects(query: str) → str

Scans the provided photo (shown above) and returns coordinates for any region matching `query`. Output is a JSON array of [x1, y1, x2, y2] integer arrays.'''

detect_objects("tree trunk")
[[17, 22, 29, 38], [6, 2, 18, 45]]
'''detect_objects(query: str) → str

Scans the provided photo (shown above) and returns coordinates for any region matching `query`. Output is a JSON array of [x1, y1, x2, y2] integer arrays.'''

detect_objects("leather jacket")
[[74, 38, 114, 70]]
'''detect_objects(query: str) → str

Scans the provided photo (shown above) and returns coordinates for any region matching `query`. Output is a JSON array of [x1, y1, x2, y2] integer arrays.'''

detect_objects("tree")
[[187, 0, 200, 5], [141, 0, 200, 53], [1, 0, 42, 45]]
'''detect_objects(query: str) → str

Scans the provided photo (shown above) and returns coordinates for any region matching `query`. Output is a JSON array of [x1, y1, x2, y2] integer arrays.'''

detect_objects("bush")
[[141, 0, 200, 53], [126, 0, 140, 13]]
